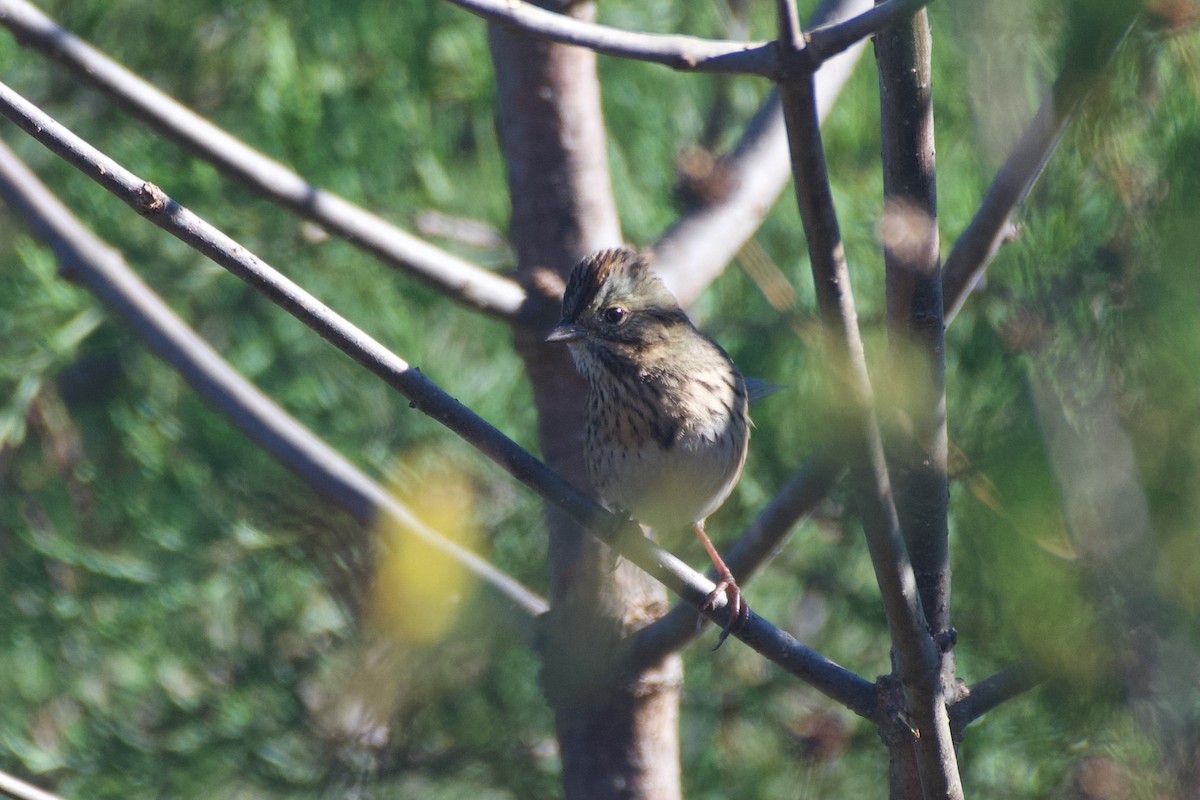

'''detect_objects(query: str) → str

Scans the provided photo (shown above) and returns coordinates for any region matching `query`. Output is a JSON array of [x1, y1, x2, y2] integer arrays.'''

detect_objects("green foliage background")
[[1, 0, 1198, 797]]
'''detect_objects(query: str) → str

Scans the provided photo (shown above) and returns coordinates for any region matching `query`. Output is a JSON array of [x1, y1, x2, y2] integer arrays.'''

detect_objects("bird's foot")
[[701, 570, 749, 650]]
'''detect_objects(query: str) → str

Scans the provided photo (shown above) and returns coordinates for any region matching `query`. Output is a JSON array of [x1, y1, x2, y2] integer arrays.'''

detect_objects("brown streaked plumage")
[[547, 248, 750, 646]]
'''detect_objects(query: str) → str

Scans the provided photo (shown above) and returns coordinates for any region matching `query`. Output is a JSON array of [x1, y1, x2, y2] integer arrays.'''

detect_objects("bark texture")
[[488, 4, 683, 797]]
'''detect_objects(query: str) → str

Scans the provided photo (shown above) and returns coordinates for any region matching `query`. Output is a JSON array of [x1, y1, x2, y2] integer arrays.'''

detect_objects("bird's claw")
[[701, 573, 749, 650]]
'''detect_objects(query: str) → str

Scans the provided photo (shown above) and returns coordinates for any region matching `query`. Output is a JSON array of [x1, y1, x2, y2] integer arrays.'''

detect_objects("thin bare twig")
[[444, 0, 931, 78], [778, 0, 806, 51], [940, 89, 1065, 322], [0, 0, 528, 321], [806, 0, 932, 64], [450, 0, 777, 76], [653, 0, 870, 306], [773, 4, 932, 672], [0, 138, 549, 622], [773, 0, 956, 790], [0, 80, 873, 709], [875, 7, 962, 797], [941, 15, 1137, 321], [950, 662, 1044, 732], [0, 768, 65, 800]]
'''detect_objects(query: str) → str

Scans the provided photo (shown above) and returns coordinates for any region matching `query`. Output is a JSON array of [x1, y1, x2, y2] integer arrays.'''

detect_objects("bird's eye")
[[602, 306, 627, 325]]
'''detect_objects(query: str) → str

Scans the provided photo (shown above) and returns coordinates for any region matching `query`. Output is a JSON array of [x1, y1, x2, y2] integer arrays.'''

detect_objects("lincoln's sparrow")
[[547, 248, 750, 646]]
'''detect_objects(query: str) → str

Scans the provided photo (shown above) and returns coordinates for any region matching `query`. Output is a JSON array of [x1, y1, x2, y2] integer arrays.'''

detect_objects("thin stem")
[[0, 0, 528, 321], [450, 0, 777, 76], [940, 90, 1065, 323], [773, 0, 955, 794], [941, 15, 1136, 322], [778, 0, 806, 51], [806, 0, 933, 64], [652, 0, 871, 306], [0, 769, 64, 800], [0, 138, 549, 622], [951, 662, 1045, 732], [876, 5, 962, 797], [442, 0, 932, 78], [775, 1, 931, 664], [778, 61, 935, 708]]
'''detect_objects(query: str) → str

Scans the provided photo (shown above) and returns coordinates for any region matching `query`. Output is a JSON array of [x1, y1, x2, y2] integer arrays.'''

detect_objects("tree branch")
[[879, 14, 940, 336], [616, 518, 877, 721], [449, 0, 777, 76], [774, 11, 931, 670], [0, 0, 528, 321], [806, 0, 933, 65], [772, 0, 955, 794], [0, 79, 873, 712], [0, 769, 64, 800], [0, 137, 549, 624], [778, 0, 806, 51], [940, 89, 1064, 323], [875, 0, 947, 657], [875, 7, 962, 798], [0, 75, 599, 542], [950, 662, 1044, 732], [443, 0, 931, 78], [652, 0, 870, 307], [941, 13, 1137, 322]]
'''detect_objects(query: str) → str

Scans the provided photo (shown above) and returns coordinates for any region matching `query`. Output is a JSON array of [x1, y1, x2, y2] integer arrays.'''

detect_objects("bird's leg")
[[692, 522, 749, 649]]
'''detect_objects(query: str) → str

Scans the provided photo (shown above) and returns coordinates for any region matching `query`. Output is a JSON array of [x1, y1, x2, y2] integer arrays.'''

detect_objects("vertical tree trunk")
[[876, 8, 963, 799], [487, 4, 683, 797], [876, 4, 953, 677]]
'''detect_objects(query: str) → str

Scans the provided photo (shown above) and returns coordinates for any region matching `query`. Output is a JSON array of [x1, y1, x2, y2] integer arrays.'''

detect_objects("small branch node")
[[933, 627, 957, 653], [135, 181, 168, 213]]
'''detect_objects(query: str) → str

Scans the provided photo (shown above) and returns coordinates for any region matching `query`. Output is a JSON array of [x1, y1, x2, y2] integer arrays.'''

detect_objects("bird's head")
[[546, 248, 687, 354]]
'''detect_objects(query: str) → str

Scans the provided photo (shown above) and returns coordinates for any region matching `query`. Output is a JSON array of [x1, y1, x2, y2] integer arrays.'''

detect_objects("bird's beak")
[[546, 322, 586, 343]]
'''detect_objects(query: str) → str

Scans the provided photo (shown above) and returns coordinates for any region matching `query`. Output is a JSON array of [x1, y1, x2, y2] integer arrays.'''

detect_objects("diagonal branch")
[[0, 80, 875, 714], [0, 76, 597, 541], [773, 7, 931, 677], [875, 6, 962, 797], [0, 0, 528, 321], [652, 0, 870, 307], [941, 13, 1137, 322], [0, 137, 549, 624], [0, 769, 64, 800], [805, 0, 933, 65], [618, 518, 877, 720], [444, 0, 931, 78], [940, 89, 1065, 323], [772, 0, 956, 794], [448, 0, 777, 76], [950, 661, 1045, 732]]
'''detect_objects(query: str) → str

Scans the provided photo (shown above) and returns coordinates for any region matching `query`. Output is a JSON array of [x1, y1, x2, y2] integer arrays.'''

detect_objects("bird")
[[546, 248, 751, 647]]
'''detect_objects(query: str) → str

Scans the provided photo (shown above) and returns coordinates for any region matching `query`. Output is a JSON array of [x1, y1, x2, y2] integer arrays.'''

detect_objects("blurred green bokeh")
[[1, 0, 1198, 798]]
